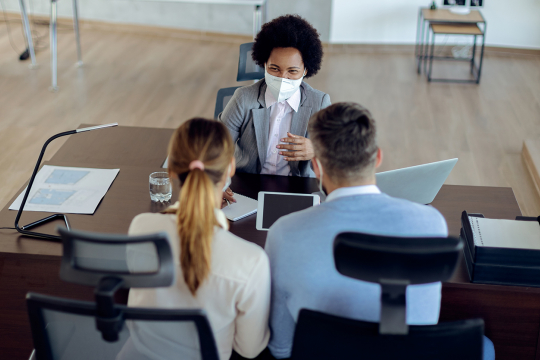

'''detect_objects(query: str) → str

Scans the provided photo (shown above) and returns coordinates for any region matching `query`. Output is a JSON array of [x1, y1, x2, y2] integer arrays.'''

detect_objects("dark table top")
[[0, 125, 525, 291]]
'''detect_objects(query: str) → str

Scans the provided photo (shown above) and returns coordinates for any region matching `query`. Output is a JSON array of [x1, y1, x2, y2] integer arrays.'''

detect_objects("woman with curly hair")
[[218, 14, 331, 185]]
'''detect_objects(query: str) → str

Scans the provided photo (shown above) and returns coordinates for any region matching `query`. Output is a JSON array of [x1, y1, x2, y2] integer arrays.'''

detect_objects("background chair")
[[26, 227, 219, 360], [290, 232, 485, 360], [214, 86, 241, 119], [236, 42, 264, 82], [216, 42, 262, 119]]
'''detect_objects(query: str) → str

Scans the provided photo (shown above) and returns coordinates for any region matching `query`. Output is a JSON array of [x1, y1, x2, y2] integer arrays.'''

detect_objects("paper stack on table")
[[469, 216, 540, 249], [222, 193, 257, 221], [10, 165, 120, 215]]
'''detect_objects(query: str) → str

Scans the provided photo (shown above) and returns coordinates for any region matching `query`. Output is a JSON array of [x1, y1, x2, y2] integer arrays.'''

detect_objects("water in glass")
[[149, 172, 172, 202]]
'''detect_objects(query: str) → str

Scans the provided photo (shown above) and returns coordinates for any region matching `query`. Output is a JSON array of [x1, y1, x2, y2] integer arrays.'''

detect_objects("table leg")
[[418, 19, 427, 74], [424, 25, 431, 76], [253, 5, 262, 39], [424, 21, 431, 75], [471, 35, 477, 75], [415, 9, 422, 72], [50, 0, 58, 92], [477, 29, 486, 84], [262, 0, 268, 25], [19, 0, 37, 68], [72, 0, 83, 67], [428, 29, 435, 82]]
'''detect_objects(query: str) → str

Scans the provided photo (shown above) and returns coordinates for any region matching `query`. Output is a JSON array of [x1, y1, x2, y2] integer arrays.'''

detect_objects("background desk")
[[0, 125, 536, 359], [415, 8, 486, 82]]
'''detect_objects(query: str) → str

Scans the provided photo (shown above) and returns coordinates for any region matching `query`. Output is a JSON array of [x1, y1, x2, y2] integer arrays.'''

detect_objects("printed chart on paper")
[[10, 165, 120, 214]]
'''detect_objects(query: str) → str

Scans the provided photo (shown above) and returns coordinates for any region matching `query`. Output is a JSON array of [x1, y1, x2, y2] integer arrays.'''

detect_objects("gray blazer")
[[218, 79, 331, 177]]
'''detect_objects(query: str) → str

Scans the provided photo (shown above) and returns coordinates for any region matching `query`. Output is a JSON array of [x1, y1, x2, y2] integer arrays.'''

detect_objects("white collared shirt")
[[261, 88, 301, 176], [325, 185, 381, 202]]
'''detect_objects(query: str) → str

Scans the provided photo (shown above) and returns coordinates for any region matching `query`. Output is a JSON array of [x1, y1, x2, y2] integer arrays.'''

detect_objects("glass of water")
[[149, 172, 172, 202]]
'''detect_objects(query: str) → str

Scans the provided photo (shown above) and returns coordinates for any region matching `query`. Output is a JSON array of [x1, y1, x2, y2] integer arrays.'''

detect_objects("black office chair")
[[26, 227, 220, 360], [237, 42, 264, 82], [290, 232, 484, 360], [214, 86, 241, 119]]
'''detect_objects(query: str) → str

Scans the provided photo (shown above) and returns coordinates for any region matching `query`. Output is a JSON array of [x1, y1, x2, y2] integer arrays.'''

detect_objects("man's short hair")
[[308, 102, 378, 182]]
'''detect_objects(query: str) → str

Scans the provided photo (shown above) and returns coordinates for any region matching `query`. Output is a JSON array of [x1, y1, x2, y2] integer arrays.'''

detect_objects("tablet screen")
[[262, 194, 315, 229]]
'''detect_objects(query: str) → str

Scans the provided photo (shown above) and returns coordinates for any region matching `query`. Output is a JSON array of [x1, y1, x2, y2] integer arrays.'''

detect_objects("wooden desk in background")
[[415, 8, 486, 83], [0, 125, 537, 360]]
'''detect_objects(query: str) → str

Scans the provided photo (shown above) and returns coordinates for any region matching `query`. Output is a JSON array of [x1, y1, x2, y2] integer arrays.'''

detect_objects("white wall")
[[3, 0, 333, 41], [330, 0, 540, 49]]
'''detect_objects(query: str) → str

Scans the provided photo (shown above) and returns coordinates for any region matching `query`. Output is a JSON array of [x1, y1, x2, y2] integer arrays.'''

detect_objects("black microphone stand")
[[14, 123, 118, 241]]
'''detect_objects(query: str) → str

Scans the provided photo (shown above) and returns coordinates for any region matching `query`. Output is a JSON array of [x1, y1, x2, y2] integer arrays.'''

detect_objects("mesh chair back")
[[237, 42, 264, 81], [214, 86, 241, 119], [27, 292, 220, 360], [291, 309, 484, 360], [58, 227, 174, 288]]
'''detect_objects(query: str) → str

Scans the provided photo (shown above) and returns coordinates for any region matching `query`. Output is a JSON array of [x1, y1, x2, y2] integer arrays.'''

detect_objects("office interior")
[[1, 0, 540, 359]]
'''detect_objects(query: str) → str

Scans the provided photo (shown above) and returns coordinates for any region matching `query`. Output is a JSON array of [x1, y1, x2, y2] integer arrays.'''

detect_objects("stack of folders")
[[222, 193, 258, 221], [461, 211, 540, 287]]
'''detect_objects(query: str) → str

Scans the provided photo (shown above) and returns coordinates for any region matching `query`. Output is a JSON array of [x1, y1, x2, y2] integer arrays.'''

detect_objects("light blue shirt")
[[264, 186, 448, 359]]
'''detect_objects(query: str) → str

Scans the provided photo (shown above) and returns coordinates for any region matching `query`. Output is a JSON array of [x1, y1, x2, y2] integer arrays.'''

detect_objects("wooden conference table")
[[0, 125, 536, 360]]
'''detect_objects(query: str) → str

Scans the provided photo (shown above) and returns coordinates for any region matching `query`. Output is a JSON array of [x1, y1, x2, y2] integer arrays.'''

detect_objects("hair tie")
[[189, 160, 205, 171]]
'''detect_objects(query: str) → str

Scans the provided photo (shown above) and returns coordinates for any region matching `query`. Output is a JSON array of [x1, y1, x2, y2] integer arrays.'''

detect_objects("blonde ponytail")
[[166, 118, 234, 296], [177, 168, 217, 295]]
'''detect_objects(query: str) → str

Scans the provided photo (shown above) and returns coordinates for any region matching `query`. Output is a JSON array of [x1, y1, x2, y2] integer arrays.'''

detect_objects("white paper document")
[[10, 165, 120, 214], [222, 194, 257, 221], [469, 216, 540, 249]]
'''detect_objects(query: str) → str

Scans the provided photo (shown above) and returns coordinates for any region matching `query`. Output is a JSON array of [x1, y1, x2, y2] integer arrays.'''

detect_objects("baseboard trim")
[[3, 11, 540, 55], [2, 12, 253, 45], [326, 44, 415, 54], [484, 46, 540, 57], [327, 43, 540, 56]]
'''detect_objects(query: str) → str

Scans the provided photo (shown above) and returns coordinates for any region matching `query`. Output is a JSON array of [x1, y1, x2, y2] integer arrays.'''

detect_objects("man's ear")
[[375, 148, 383, 169], [312, 158, 321, 179]]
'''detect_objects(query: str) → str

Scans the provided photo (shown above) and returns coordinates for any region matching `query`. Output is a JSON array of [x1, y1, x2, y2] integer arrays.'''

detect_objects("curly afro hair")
[[251, 15, 323, 78]]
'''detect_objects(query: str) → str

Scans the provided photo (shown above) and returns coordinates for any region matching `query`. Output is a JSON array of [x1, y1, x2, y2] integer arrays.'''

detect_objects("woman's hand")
[[276, 132, 315, 162], [221, 187, 236, 209]]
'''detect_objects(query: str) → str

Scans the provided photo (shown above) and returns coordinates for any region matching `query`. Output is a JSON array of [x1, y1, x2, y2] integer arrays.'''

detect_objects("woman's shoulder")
[[301, 81, 328, 98], [233, 80, 264, 103], [214, 227, 267, 258], [129, 212, 177, 236], [301, 81, 330, 109], [211, 227, 269, 282]]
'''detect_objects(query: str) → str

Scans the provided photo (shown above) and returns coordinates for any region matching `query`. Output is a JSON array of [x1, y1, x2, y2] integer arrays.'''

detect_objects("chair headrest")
[[334, 232, 463, 335], [334, 232, 463, 285]]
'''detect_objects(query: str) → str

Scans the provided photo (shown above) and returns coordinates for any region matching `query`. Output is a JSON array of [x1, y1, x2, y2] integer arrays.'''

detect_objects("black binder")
[[461, 211, 540, 287]]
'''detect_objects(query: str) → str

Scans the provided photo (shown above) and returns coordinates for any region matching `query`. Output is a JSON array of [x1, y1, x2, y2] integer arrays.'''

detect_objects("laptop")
[[375, 158, 458, 205]]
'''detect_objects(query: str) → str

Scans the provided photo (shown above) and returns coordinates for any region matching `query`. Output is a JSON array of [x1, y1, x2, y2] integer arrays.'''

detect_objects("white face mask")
[[222, 165, 232, 192], [315, 158, 326, 197], [264, 66, 306, 103]]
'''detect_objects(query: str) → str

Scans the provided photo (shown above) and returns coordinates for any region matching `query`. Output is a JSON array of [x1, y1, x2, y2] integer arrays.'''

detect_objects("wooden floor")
[[1, 19, 540, 216]]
